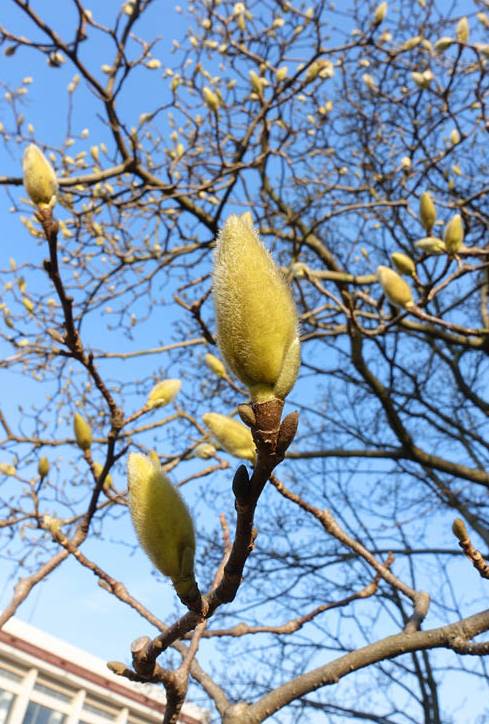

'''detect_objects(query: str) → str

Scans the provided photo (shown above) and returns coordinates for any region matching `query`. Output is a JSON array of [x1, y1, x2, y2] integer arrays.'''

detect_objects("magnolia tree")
[[1, 0, 489, 721]]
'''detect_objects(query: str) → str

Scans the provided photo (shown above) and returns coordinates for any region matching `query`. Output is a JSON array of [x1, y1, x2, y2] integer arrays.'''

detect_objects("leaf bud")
[[213, 214, 300, 402], [377, 266, 414, 309], [204, 353, 226, 378], [73, 412, 92, 451], [147, 379, 181, 408], [22, 144, 58, 207], [391, 252, 416, 277], [419, 192, 436, 233], [202, 412, 256, 461], [127, 453, 196, 590], [38, 456, 50, 478], [443, 214, 464, 255], [452, 517, 468, 542]]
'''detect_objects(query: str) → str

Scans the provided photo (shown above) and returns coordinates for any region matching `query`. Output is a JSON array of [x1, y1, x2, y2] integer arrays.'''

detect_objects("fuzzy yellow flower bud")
[[213, 214, 300, 402], [147, 379, 181, 407], [414, 237, 446, 255], [93, 462, 113, 489], [444, 214, 464, 255], [205, 353, 226, 378], [434, 37, 454, 53], [456, 17, 469, 44], [38, 456, 50, 478], [0, 463, 17, 476], [419, 192, 436, 233], [377, 266, 414, 308], [450, 129, 461, 145], [412, 70, 433, 89], [127, 453, 196, 594], [373, 2, 388, 26], [73, 412, 92, 451], [391, 252, 416, 277], [22, 144, 58, 207], [202, 413, 256, 461], [276, 66, 288, 81], [193, 442, 217, 459], [203, 86, 220, 112]]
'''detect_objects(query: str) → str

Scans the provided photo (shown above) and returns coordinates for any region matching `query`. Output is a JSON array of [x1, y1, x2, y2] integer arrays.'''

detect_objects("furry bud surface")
[[204, 353, 226, 378], [74, 413, 92, 451], [202, 412, 256, 461], [213, 214, 300, 402], [391, 252, 416, 277], [23, 144, 58, 207], [414, 237, 446, 255], [419, 192, 436, 233], [377, 266, 414, 308], [127, 453, 196, 590], [444, 214, 464, 255], [147, 379, 181, 407]]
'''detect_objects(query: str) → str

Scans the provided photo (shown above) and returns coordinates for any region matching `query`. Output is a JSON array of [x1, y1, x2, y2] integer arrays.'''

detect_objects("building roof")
[[0, 617, 206, 723]]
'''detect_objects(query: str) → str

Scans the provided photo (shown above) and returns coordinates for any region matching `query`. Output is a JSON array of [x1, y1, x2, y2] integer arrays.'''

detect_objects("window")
[[0, 689, 15, 724], [33, 682, 72, 704], [23, 701, 66, 724]]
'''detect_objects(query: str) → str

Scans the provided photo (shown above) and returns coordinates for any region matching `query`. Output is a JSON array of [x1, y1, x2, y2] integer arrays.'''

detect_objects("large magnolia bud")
[[377, 266, 414, 308], [147, 379, 181, 407], [23, 144, 58, 207], [419, 192, 436, 233], [213, 214, 300, 402], [373, 2, 388, 26], [414, 237, 446, 255], [444, 214, 464, 255], [202, 412, 256, 461], [73, 413, 92, 451], [127, 453, 196, 595]]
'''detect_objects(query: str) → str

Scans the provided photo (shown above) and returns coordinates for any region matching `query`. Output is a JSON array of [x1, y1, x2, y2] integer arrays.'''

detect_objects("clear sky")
[[0, 1, 487, 722]]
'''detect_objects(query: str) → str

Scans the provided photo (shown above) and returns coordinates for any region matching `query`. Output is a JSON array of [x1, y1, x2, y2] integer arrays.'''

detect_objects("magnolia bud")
[[73, 412, 92, 451], [456, 17, 469, 44], [23, 144, 58, 207], [434, 36, 453, 53], [412, 70, 433, 89], [203, 86, 220, 112], [391, 252, 416, 277], [127, 453, 196, 594], [377, 266, 414, 308], [414, 237, 446, 255], [450, 129, 461, 145], [0, 463, 17, 476], [373, 2, 388, 26], [444, 214, 464, 255], [204, 353, 226, 378], [193, 442, 217, 459], [452, 517, 468, 542], [213, 214, 300, 402], [202, 412, 256, 461], [419, 192, 436, 233], [276, 66, 288, 81], [38, 456, 50, 478], [147, 379, 181, 407], [93, 462, 113, 489]]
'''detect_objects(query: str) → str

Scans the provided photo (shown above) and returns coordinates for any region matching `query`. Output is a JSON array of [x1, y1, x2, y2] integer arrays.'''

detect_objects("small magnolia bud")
[[452, 517, 468, 542], [23, 144, 58, 207], [399, 156, 411, 172], [362, 73, 378, 92], [276, 66, 288, 81], [93, 462, 113, 489], [127, 453, 196, 589], [444, 214, 464, 255], [74, 413, 92, 451], [204, 353, 226, 378], [147, 379, 181, 407], [414, 237, 446, 255], [202, 412, 256, 461], [203, 86, 220, 112], [412, 70, 433, 89], [38, 456, 50, 478], [391, 252, 416, 277], [213, 214, 300, 402], [450, 129, 461, 145], [249, 70, 268, 94], [373, 2, 388, 26], [434, 37, 453, 53], [419, 192, 436, 233], [402, 35, 422, 51], [192, 443, 216, 459], [0, 463, 17, 476], [456, 17, 469, 44], [377, 266, 414, 308]]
